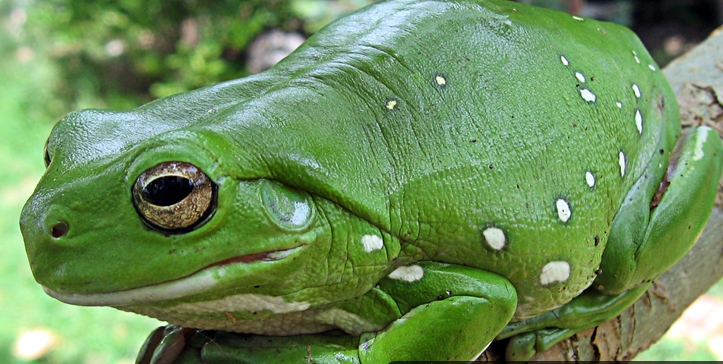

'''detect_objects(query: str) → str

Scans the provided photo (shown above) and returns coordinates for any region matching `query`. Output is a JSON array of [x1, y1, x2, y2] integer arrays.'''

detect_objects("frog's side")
[[20, 0, 723, 362]]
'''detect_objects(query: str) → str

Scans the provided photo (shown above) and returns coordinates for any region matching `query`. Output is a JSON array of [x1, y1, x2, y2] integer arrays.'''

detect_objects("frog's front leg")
[[363, 261, 517, 362], [137, 261, 517, 363], [500, 126, 723, 361]]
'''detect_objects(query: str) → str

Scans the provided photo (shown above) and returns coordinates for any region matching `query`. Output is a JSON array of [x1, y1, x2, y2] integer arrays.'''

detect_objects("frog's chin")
[[42, 245, 305, 307]]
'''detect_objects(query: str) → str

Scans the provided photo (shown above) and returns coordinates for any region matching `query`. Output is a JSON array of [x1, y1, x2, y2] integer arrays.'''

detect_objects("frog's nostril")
[[50, 221, 69, 238]]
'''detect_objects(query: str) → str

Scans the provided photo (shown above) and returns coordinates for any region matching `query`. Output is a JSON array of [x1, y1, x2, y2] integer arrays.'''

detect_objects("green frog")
[[20, 0, 723, 362]]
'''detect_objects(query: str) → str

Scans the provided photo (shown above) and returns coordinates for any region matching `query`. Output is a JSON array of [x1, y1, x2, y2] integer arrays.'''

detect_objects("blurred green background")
[[1, 0, 722, 362]]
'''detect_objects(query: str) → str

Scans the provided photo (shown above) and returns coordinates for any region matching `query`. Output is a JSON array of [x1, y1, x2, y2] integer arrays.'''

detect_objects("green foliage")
[[17, 0, 299, 108], [635, 336, 719, 361]]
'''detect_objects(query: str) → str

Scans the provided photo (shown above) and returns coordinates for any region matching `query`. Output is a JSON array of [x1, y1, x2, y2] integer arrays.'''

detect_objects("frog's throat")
[[42, 245, 305, 307]]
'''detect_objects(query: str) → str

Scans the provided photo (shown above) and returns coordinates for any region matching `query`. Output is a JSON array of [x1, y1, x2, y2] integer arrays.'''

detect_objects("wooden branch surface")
[[478, 25, 723, 361]]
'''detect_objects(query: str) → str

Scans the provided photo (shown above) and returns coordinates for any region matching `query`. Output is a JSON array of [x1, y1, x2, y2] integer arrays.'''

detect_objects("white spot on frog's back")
[[648, 64, 657, 71], [171, 293, 311, 315], [361, 235, 383, 252], [616, 101, 623, 109], [575, 72, 585, 83], [482, 227, 506, 250], [572, 15, 584, 21], [619, 151, 627, 177], [434, 74, 447, 87], [694, 126, 712, 161], [385, 99, 398, 111], [555, 198, 572, 223], [560, 55, 569, 66], [580, 89, 596, 103], [388, 265, 424, 282], [635, 110, 643, 134], [632, 84, 641, 98], [585, 171, 596, 188], [540, 261, 571, 285]]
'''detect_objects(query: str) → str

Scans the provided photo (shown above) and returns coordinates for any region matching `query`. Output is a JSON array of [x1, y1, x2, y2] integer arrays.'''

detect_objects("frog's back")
[[204, 0, 679, 318]]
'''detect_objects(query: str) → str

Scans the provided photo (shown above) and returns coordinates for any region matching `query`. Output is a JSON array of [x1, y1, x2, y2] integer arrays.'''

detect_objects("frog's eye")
[[43, 139, 51, 168], [132, 161, 217, 233]]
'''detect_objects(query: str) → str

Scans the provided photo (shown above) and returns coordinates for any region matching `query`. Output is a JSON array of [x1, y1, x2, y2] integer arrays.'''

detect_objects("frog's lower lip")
[[43, 245, 305, 307]]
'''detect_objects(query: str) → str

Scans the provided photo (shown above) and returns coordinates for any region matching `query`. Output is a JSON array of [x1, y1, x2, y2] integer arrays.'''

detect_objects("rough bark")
[[479, 25, 723, 362]]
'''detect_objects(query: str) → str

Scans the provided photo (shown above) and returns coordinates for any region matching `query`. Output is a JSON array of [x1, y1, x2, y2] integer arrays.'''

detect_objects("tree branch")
[[478, 25, 723, 362]]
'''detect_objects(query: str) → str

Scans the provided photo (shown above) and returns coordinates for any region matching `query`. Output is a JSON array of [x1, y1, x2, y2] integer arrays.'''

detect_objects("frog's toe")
[[136, 325, 207, 364], [505, 327, 581, 361], [505, 332, 536, 361], [140, 325, 187, 364], [506, 327, 581, 361], [136, 326, 166, 364]]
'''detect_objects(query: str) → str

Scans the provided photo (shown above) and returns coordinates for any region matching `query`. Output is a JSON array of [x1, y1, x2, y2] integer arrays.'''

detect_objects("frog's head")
[[20, 84, 396, 328]]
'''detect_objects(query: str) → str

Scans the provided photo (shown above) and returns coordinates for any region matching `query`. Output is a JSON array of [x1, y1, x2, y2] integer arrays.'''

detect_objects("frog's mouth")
[[43, 245, 305, 307]]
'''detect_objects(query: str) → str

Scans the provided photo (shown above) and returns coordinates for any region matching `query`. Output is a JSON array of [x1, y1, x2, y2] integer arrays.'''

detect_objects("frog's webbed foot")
[[136, 325, 213, 364], [498, 284, 650, 361]]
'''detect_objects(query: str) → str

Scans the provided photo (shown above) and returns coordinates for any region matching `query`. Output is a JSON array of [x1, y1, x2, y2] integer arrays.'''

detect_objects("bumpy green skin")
[[19, 0, 723, 362]]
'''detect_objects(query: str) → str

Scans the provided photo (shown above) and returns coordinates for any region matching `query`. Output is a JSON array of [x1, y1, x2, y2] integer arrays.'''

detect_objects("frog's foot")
[[497, 283, 650, 361], [365, 261, 518, 362], [136, 325, 212, 364]]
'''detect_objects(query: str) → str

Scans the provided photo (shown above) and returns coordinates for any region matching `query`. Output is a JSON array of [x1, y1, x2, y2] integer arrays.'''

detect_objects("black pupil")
[[142, 176, 194, 206]]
